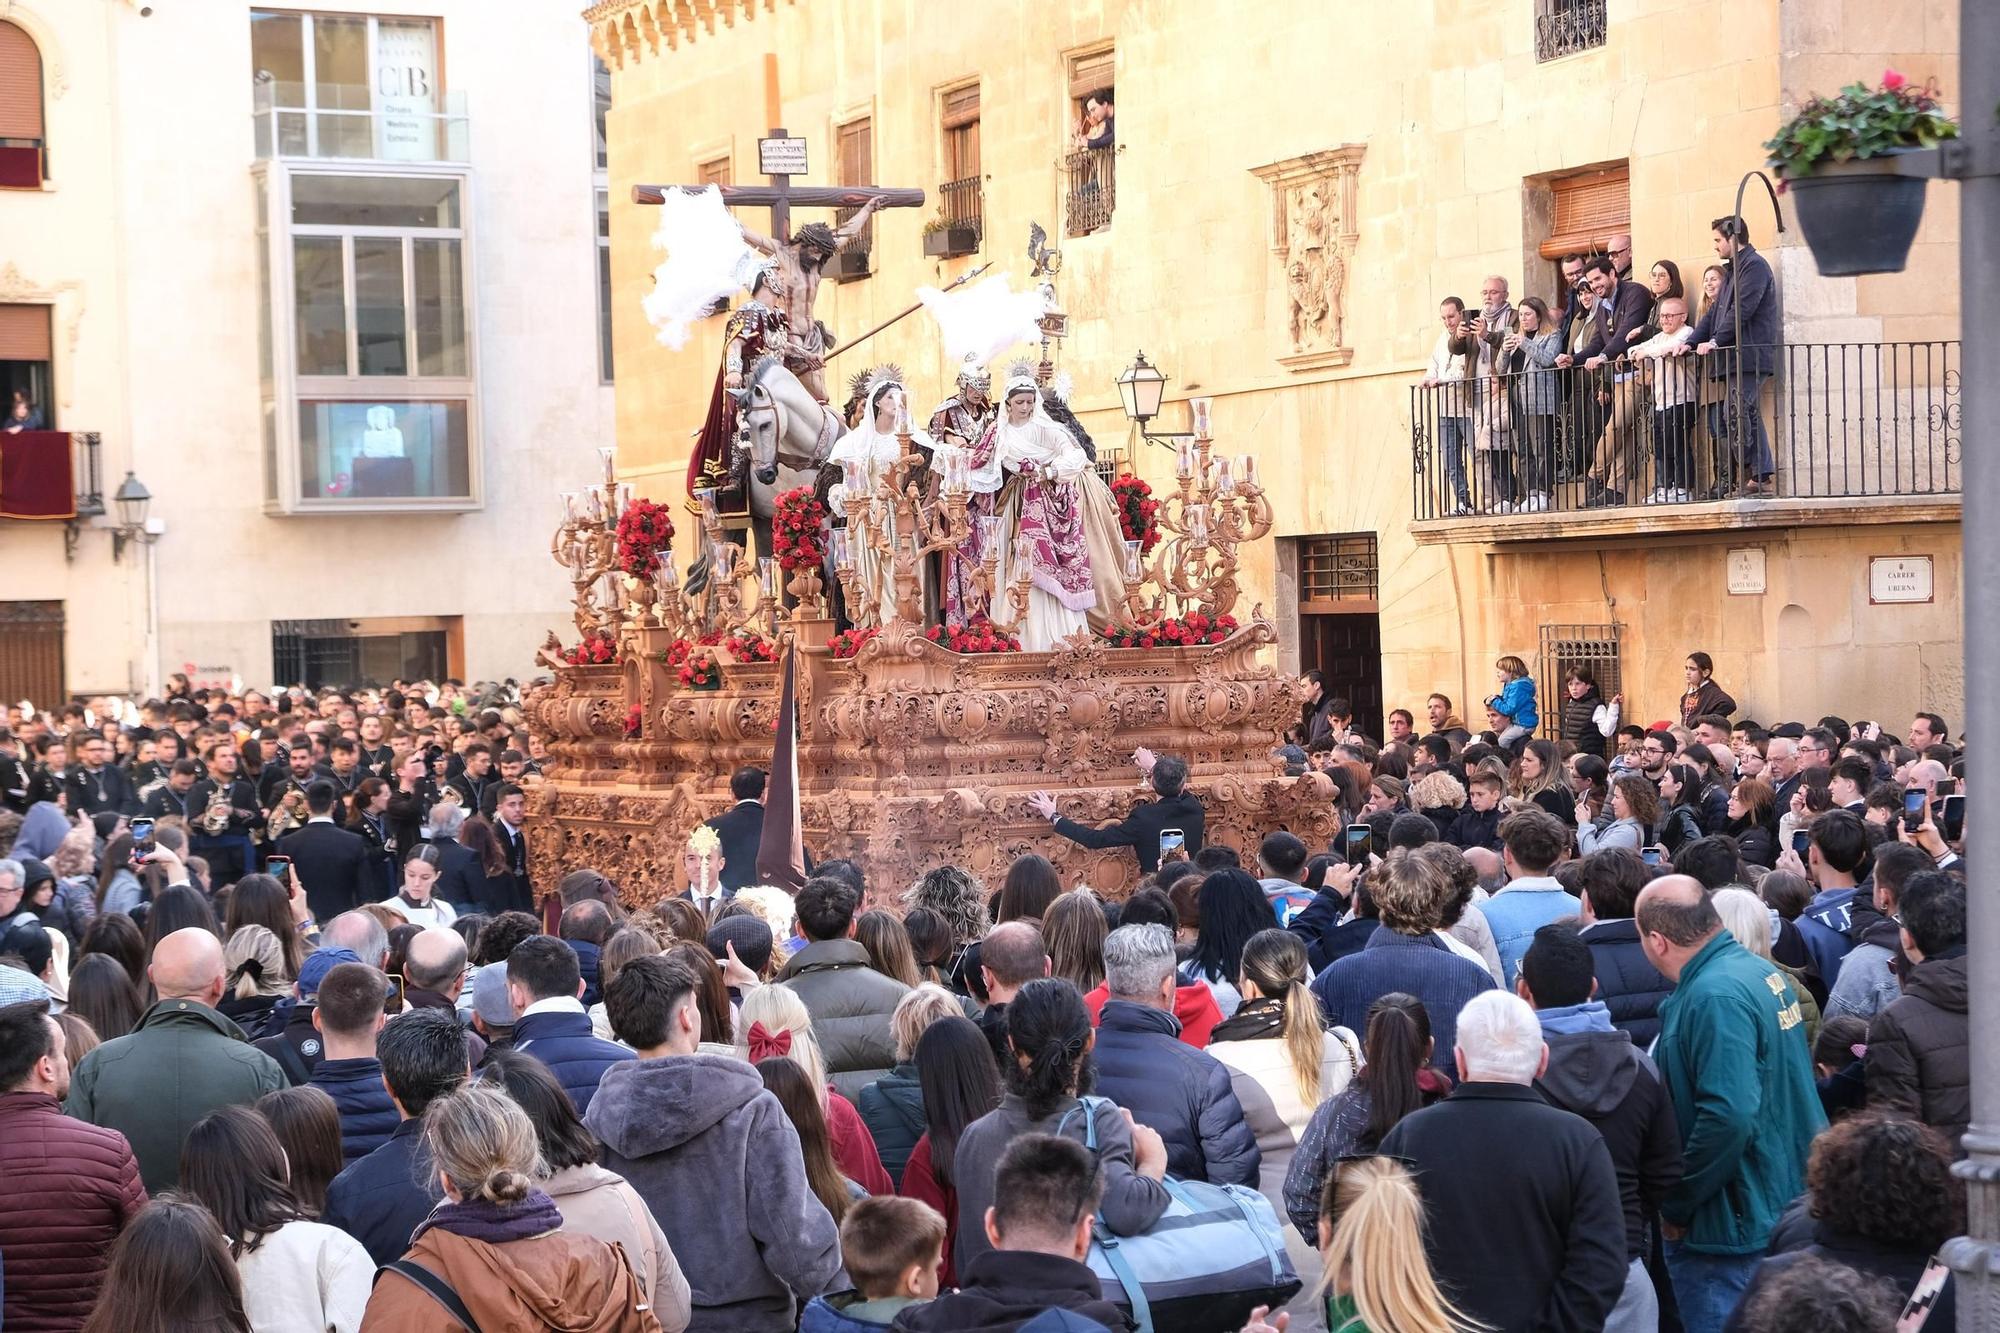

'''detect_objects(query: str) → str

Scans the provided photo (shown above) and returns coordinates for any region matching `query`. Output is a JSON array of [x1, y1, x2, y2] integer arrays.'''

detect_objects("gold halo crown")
[[863, 363, 907, 404]]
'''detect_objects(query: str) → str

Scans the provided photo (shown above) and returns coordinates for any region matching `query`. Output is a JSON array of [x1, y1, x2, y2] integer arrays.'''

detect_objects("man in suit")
[[422, 802, 485, 910], [1031, 750, 1206, 875], [64, 735, 137, 818], [702, 767, 766, 896], [490, 782, 533, 914], [279, 780, 372, 923], [1564, 255, 1653, 508]]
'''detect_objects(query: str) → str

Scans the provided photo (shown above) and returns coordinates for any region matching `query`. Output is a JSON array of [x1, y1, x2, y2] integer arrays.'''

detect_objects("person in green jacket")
[[66, 927, 287, 1193], [1637, 876, 1825, 1333]]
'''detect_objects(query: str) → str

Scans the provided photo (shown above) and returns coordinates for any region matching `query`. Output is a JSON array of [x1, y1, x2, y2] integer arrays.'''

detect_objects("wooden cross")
[[631, 55, 924, 240]]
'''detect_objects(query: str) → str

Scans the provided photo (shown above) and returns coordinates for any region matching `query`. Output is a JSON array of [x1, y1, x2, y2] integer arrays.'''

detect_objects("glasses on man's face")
[[1610, 247, 1631, 258], [1642, 746, 1666, 757]]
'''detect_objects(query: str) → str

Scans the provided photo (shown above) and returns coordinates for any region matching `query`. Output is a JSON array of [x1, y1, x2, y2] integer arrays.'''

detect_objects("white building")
[[0, 0, 610, 698]]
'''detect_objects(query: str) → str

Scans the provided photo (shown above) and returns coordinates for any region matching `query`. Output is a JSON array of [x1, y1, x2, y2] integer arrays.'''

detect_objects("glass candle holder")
[[1123, 539, 1144, 580]]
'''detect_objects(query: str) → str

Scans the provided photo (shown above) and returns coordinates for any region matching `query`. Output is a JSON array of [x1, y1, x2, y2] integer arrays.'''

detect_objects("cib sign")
[[758, 137, 809, 175]]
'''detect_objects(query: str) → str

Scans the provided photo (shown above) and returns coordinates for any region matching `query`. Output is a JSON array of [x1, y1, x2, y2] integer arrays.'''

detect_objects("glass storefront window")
[[291, 174, 459, 229], [298, 398, 470, 502]]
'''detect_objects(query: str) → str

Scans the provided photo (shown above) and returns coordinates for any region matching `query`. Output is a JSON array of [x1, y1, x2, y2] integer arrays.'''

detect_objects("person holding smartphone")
[[1029, 749, 1204, 875]]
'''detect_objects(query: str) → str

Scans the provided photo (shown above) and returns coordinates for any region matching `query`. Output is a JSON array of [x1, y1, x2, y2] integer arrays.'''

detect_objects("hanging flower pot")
[[1764, 71, 1958, 277]]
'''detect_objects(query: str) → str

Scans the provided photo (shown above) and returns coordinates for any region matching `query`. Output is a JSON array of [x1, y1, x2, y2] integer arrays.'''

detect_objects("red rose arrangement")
[[677, 650, 722, 690], [615, 498, 675, 579], [1109, 475, 1162, 555], [725, 632, 777, 663], [1100, 611, 1240, 649], [772, 487, 828, 571], [624, 702, 643, 737], [655, 631, 725, 667], [561, 630, 620, 665], [828, 626, 880, 659], [926, 617, 1023, 654]]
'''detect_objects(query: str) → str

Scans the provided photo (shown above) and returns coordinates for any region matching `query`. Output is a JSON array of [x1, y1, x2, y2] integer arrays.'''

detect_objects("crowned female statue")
[[968, 368, 1129, 650], [825, 369, 937, 628]]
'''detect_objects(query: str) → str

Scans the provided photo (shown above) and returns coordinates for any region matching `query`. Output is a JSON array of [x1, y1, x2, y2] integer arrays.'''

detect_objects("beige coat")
[[545, 1163, 692, 1333]]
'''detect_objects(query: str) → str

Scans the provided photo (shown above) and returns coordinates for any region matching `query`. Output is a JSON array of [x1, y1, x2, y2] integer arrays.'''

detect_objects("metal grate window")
[[1538, 623, 1621, 738], [1299, 535, 1379, 611], [1092, 446, 1125, 488], [1534, 0, 1607, 62], [0, 601, 64, 709]]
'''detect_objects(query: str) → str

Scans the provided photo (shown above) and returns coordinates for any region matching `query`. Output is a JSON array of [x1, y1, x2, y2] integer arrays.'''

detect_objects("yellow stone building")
[[588, 0, 1962, 737]]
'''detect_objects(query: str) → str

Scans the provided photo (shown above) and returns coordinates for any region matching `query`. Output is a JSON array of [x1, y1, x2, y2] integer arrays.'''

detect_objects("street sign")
[[1869, 555, 1935, 604], [758, 136, 808, 175]]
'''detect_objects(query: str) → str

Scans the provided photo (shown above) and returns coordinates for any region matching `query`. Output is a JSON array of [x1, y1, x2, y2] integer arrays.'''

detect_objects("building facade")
[[0, 0, 612, 699], [589, 0, 1962, 735]]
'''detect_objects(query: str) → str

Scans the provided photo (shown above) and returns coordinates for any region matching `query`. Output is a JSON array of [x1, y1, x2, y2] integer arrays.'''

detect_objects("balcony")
[[0, 430, 100, 524], [924, 176, 983, 258], [1064, 145, 1116, 237], [1535, 0, 1607, 61], [1408, 341, 1960, 545], [253, 85, 470, 164]]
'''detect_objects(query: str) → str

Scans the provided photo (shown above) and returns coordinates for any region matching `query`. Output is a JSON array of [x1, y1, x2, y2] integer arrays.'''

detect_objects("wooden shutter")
[[0, 22, 45, 139], [837, 118, 871, 185], [697, 156, 732, 187], [1540, 165, 1629, 259], [941, 84, 980, 130], [0, 304, 51, 360], [1068, 49, 1115, 100]]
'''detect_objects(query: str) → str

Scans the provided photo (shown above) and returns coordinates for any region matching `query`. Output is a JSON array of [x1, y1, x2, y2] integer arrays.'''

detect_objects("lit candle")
[[598, 446, 616, 484], [1176, 440, 1194, 479]]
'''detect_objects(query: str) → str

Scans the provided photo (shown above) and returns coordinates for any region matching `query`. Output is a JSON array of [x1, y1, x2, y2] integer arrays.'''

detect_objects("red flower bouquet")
[[1109, 475, 1163, 555], [655, 631, 725, 667], [828, 626, 880, 660], [615, 498, 675, 579], [725, 632, 777, 663], [1100, 611, 1240, 649], [561, 631, 621, 665], [926, 617, 1023, 654], [772, 487, 828, 572], [677, 650, 722, 690], [624, 702, 643, 737]]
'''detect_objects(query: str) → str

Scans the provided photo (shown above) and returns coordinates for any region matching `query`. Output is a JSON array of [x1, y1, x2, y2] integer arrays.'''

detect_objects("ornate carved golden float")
[[524, 431, 1335, 907]]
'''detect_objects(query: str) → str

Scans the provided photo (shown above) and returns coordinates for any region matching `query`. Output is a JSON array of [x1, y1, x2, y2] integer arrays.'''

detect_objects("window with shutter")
[[834, 118, 874, 278], [0, 20, 46, 186], [1538, 165, 1629, 260], [941, 84, 980, 131], [697, 156, 732, 187], [1068, 49, 1115, 101], [0, 304, 52, 362]]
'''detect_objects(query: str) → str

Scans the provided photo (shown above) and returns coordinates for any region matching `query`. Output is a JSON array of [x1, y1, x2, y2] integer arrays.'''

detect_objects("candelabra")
[[1146, 426, 1272, 620], [552, 447, 631, 640]]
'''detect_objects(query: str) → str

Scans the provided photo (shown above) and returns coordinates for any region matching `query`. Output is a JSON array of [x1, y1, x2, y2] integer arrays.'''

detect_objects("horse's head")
[[741, 366, 782, 486]]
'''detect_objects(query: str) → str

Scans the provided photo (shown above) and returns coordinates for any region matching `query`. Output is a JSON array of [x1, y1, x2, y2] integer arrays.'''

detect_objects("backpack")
[[1056, 1096, 1301, 1333]]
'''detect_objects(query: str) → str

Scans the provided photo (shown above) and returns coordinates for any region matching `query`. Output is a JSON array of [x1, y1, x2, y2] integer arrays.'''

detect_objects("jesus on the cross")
[[741, 196, 883, 402]]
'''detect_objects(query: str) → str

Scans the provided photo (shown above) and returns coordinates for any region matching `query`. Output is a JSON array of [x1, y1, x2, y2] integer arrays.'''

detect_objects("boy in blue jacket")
[[1488, 654, 1540, 749]]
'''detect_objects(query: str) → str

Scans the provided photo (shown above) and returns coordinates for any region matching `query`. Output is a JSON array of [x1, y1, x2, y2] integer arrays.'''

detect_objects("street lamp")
[[111, 471, 152, 562], [1116, 350, 1193, 447]]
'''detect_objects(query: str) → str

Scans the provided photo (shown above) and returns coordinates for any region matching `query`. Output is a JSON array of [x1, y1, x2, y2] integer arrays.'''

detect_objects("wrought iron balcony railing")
[[1064, 145, 1116, 236], [1535, 0, 1608, 61]]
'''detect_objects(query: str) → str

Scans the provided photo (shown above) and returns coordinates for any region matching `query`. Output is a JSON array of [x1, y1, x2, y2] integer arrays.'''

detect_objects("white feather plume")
[[640, 186, 758, 351], [917, 273, 1045, 368]]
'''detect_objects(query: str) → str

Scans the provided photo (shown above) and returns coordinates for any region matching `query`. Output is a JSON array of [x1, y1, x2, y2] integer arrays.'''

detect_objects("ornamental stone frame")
[[1251, 145, 1365, 373]]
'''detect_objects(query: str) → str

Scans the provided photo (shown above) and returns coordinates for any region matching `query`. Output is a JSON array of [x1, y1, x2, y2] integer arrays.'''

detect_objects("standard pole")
[[1945, 0, 2000, 1326]]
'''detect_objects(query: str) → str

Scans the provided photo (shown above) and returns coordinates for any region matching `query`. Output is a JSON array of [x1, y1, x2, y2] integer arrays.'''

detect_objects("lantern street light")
[[1115, 350, 1194, 447], [111, 471, 153, 562]]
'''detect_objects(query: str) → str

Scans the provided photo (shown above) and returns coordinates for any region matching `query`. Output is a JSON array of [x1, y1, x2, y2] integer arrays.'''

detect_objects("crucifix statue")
[[633, 55, 925, 403]]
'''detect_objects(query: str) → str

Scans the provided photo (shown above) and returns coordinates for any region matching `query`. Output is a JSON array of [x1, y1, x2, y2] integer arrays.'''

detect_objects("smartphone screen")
[[266, 855, 291, 884], [1159, 829, 1185, 862], [129, 818, 155, 861], [1641, 847, 1663, 867], [1939, 794, 1965, 843], [1905, 789, 1928, 815], [1791, 830, 1811, 856], [1934, 777, 1958, 798], [1344, 825, 1372, 864]]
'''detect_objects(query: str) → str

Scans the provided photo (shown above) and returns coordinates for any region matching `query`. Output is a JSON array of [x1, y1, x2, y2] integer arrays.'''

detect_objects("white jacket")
[[234, 1220, 372, 1333]]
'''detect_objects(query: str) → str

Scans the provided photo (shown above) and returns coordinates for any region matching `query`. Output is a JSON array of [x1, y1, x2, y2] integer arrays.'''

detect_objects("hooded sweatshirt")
[[584, 1052, 844, 1331], [1532, 1000, 1685, 1261], [13, 802, 69, 862]]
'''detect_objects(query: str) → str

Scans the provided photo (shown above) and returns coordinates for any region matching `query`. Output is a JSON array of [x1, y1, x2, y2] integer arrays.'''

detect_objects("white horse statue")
[[740, 355, 844, 533]]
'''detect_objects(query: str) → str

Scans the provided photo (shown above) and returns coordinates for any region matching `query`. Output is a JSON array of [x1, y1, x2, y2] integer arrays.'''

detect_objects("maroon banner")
[[0, 430, 75, 520], [755, 643, 808, 893]]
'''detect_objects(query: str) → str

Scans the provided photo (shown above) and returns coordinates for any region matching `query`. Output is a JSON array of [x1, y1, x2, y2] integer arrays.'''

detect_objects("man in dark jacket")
[[64, 734, 137, 817], [507, 934, 633, 1115], [974, 921, 1051, 1068], [1090, 924, 1259, 1186], [777, 876, 911, 1100], [895, 1135, 1128, 1333], [1035, 751, 1204, 874], [278, 781, 372, 922], [1865, 871, 1968, 1149], [305, 962, 399, 1164], [320, 1007, 469, 1266], [703, 766, 768, 895], [1520, 924, 1683, 1329], [1576, 847, 1674, 1045], [0, 999, 147, 1330], [588, 954, 843, 1331], [67, 927, 287, 1193], [1380, 990, 1627, 1333], [423, 802, 486, 909], [1687, 215, 1780, 492]]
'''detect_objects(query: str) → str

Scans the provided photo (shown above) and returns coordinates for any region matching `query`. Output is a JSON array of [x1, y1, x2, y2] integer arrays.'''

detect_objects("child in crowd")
[[1486, 655, 1539, 750], [1445, 771, 1506, 852], [799, 1196, 946, 1331]]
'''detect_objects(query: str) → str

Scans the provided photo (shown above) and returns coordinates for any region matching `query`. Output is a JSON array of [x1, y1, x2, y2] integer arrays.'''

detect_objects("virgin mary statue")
[[826, 371, 936, 628], [973, 372, 1129, 650]]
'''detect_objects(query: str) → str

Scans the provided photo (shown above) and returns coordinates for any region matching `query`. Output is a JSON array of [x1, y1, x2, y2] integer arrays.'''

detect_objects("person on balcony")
[[1500, 296, 1562, 513], [1628, 297, 1701, 503], [1073, 89, 1114, 150], [1421, 297, 1476, 516], [1566, 256, 1652, 509], [4, 392, 43, 432], [1682, 215, 1779, 498]]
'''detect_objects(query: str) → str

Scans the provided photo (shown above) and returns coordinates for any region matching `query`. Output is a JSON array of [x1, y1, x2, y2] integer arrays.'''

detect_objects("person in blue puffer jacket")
[[304, 960, 402, 1163], [1487, 654, 1540, 751]]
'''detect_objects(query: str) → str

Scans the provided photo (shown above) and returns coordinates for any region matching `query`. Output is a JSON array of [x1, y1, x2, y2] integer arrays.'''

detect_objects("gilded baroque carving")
[[1251, 146, 1365, 374]]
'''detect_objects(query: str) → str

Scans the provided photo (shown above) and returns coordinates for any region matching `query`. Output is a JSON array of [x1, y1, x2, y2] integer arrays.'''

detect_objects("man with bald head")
[[1636, 876, 1824, 1329], [975, 921, 1051, 1066], [397, 924, 488, 1064], [67, 927, 287, 1192]]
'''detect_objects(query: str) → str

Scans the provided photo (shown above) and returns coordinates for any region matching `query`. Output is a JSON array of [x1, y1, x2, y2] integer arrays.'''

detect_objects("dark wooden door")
[[0, 601, 64, 708], [1302, 612, 1384, 741]]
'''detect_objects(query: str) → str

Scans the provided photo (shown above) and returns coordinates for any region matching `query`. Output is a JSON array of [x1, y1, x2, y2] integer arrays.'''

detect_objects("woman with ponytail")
[[1315, 1156, 1482, 1333], [949, 978, 1173, 1277], [1210, 929, 1362, 1331], [360, 1083, 664, 1331], [1282, 992, 1450, 1241]]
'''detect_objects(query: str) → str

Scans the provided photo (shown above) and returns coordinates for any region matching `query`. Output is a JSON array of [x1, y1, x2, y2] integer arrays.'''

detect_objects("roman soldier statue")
[[684, 266, 787, 520]]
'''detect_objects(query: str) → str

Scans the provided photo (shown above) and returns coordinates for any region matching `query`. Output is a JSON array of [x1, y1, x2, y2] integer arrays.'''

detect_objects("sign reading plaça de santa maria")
[[1869, 555, 1934, 605]]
